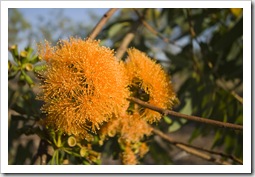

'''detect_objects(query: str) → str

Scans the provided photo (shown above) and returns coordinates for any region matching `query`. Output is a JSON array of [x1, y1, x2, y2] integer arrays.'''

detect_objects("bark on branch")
[[153, 128, 243, 165], [128, 97, 243, 131], [133, 9, 182, 48], [88, 8, 118, 40], [115, 22, 140, 60]]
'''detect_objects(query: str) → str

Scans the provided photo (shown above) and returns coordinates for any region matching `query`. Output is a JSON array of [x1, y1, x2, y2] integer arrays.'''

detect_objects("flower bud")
[[80, 147, 87, 157], [67, 136, 76, 147], [20, 51, 28, 58], [25, 63, 34, 71]]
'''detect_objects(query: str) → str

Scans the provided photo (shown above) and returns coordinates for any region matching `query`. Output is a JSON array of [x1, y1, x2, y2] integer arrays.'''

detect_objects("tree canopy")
[[8, 8, 243, 165]]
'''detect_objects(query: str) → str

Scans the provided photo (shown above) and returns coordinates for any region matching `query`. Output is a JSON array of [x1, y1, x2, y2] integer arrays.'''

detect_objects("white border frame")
[[1, 0, 251, 174]]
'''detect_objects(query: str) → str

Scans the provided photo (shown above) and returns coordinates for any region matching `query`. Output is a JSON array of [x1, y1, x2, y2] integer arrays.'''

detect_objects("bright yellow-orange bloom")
[[38, 38, 129, 138], [100, 111, 152, 143], [138, 142, 149, 158], [121, 143, 138, 165], [125, 48, 177, 123], [100, 48, 177, 164], [37, 39, 178, 164]]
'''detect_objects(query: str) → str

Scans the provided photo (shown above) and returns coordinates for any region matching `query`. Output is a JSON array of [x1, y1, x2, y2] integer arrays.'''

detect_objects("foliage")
[[99, 8, 243, 161], [8, 9, 31, 45], [8, 8, 243, 165]]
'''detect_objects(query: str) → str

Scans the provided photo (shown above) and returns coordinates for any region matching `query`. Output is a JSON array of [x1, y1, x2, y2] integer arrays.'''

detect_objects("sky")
[[9, 7, 243, 60], [19, 8, 109, 25], [12, 8, 201, 61], [15, 8, 114, 49], [15, 8, 185, 56]]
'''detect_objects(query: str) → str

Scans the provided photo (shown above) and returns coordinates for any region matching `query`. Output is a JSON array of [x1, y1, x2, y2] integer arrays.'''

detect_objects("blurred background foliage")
[[8, 8, 243, 165]]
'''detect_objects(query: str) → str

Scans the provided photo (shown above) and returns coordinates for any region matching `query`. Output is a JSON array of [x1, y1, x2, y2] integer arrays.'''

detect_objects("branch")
[[185, 9, 202, 76], [115, 9, 152, 60], [231, 90, 243, 104], [153, 128, 243, 165], [153, 128, 230, 165], [88, 8, 118, 40], [186, 9, 243, 105], [115, 22, 140, 60], [128, 97, 243, 131], [186, 9, 196, 38], [217, 79, 243, 104], [133, 9, 182, 48]]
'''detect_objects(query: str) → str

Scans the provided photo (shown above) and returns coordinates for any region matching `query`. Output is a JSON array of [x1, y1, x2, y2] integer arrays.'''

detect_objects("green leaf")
[[179, 97, 192, 115], [163, 116, 172, 124], [212, 17, 243, 51], [165, 50, 193, 69], [108, 22, 131, 38], [168, 121, 181, 132]]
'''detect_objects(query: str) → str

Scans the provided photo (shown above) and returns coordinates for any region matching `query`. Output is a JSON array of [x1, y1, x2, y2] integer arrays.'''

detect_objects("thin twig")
[[115, 22, 140, 60], [115, 32, 135, 60], [186, 9, 243, 105], [186, 9, 196, 38], [217, 79, 243, 104], [153, 128, 243, 164], [231, 90, 243, 104], [88, 8, 118, 40], [133, 9, 182, 48], [115, 9, 151, 60], [185, 9, 201, 75], [128, 97, 243, 131], [176, 144, 230, 165], [153, 128, 231, 165]]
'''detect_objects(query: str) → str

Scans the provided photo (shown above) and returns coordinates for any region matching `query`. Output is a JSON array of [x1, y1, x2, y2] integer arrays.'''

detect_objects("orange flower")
[[100, 48, 177, 164], [125, 48, 177, 123], [38, 38, 129, 138], [100, 110, 152, 165], [138, 142, 149, 158], [121, 144, 137, 165], [100, 111, 152, 143]]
